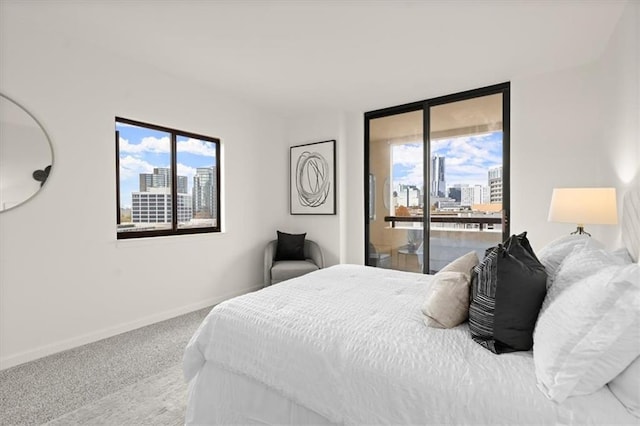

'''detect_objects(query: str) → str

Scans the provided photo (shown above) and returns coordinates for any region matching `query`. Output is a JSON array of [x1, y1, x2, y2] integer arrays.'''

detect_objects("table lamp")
[[547, 188, 618, 236]]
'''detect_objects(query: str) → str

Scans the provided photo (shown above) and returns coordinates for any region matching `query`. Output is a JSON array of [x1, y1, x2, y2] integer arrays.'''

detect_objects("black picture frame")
[[290, 139, 336, 215]]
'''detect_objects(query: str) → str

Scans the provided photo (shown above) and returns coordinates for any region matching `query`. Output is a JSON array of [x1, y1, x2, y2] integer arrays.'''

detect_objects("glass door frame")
[[364, 82, 510, 273]]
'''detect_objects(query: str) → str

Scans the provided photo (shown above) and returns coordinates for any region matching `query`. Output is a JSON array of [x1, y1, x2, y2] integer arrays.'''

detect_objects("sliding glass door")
[[426, 92, 507, 273], [365, 83, 510, 273], [367, 109, 424, 273]]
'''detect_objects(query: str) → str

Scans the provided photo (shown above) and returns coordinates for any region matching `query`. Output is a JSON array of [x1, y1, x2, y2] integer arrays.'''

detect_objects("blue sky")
[[392, 131, 502, 189], [117, 123, 216, 209]]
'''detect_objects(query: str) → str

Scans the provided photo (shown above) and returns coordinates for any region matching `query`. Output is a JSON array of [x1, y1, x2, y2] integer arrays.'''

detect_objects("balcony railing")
[[384, 215, 502, 231]]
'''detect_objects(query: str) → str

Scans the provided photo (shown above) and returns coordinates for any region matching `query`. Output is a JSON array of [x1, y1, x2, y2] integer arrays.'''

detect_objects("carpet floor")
[[0, 306, 212, 425]]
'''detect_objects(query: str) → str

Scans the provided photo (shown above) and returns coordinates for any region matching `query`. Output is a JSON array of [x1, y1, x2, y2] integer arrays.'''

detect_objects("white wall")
[[0, 24, 288, 368], [510, 63, 603, 248], [280, 113, 344, 266], [341, 1, 639, 260], [512, 0, 639, 250], [282, 110, 365, 266], [597, 0, 640, 201]]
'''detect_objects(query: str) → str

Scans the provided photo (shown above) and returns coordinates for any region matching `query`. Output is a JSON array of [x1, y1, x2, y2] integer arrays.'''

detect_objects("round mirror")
[[0, 94, 53, 212]]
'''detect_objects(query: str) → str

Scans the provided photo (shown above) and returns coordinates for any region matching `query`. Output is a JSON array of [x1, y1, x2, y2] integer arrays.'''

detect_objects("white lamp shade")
[[548, 188, 618, 225]]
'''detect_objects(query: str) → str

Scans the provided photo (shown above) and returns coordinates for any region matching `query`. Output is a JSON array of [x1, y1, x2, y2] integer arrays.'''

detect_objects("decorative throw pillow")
[[539, 242, 631, 313], [422, 252, 479, 329], [469, 232, 547, 354], [438, 251, 479, 276], [534, 264, 640, 403], [609, 356, 640, 418], [274, 231, 306, 261], [537, 234, 597, 289]]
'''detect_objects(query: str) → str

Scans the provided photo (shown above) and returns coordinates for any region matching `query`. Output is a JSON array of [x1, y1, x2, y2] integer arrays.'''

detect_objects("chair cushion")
[[271, 260, 319, 283]]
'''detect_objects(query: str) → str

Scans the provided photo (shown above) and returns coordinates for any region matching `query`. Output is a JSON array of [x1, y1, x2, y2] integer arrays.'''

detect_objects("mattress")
[[183, 264, 636, 425]]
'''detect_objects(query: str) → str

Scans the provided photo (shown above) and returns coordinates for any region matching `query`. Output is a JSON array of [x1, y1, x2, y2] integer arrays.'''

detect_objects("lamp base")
[[570, 225, 591, 236]]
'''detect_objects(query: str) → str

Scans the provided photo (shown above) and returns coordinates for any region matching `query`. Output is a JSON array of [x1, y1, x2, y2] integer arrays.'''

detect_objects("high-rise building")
[[177, 176, 188, 194], [139, 168, 188, 193], [153, 167, 170, 187], [482, 186, 490, 204], [448, 186, 462, 203], [134, 169, 192, 224], [459, 185, 481, 206], [193, 167, 216, 219], [395, 184, 421, 208], [131, 187, 192, 223], [431, 155, 446, 197], [488, 166, 503, 204], [139, 173, 154, 193]]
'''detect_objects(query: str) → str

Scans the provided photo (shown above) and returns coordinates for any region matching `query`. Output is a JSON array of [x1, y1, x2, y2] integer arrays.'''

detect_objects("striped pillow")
[[469, 232, 547, 354]]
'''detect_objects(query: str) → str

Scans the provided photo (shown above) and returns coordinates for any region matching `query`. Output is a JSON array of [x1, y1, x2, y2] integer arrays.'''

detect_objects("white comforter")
[[184, 265, 635, 425]]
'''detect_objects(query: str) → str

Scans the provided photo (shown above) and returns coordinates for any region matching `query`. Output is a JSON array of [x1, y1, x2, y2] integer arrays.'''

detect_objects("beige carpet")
[[47, 365, 186, 426]]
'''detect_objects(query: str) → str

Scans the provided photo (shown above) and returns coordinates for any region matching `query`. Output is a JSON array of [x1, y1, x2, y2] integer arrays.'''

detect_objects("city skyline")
[[392, 131, 502, 189], [117, 122, 217, 209]]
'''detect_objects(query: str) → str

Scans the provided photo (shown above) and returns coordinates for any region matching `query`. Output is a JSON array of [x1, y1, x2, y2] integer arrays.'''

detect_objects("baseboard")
[[0, 285, 262, 370]]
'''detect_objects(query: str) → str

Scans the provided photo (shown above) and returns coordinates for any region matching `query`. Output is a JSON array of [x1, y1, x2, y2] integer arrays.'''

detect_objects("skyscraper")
[[139, 173, 154, 193], [139, 168, 188, 193], [193, 167, 216, 219], [153, 167, 170, 186], [177, 176, 188, 194], [488, 166, 503, 204], [458, 185, 481, 206], [431, 155, 446, 197], [134, 169, 192, 223]]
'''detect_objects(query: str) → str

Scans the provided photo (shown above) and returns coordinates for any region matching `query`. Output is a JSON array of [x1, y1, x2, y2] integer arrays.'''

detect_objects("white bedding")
[[184, 264, 636, 425]]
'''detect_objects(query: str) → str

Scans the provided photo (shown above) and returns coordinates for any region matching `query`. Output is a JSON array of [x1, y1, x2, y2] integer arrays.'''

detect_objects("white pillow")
[[612, 248, 635, 264], [422, 251, 479, 329], [609, 356, 640, 418], [534, 264, 640, 403], [539, 242, 630, 313], [538, 234, 596, 288]]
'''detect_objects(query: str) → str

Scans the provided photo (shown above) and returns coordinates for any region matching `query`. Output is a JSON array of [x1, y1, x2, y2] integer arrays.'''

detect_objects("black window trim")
[[115, 116, 222, 239], [364, 82, 510, 272]]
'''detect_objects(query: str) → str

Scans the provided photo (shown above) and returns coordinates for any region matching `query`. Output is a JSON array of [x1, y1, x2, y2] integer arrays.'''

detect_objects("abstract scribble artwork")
[[290, 140, 336, 215]]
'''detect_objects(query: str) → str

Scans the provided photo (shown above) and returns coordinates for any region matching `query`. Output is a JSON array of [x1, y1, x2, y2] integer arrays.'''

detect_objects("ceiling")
[[1, 0, 627, 117], [370, 94, 503, 143]]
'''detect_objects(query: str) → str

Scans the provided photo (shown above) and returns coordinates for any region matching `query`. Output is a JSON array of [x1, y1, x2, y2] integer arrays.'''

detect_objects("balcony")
[[370, 214, 503, 273]]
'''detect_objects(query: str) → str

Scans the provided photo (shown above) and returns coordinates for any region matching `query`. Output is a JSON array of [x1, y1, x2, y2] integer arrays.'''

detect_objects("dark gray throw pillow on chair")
[[275, 231, 306, 261], [469, 232, 547, 354]]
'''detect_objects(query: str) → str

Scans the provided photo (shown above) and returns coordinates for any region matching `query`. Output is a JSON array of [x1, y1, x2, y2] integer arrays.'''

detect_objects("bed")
[[183, 189, 640, 425]]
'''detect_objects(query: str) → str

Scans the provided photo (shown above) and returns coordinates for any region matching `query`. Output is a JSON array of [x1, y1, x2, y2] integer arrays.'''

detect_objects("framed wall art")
[[290, 139, 336, 215]]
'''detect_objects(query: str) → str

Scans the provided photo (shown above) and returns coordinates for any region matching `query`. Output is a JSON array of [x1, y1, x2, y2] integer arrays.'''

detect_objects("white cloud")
[[395, 165, 424, 187], [392, 143, 423, 166], [389, 132, 503, 189], [119, 155, 156, 180], [119, 136, 170, 154], [177, 138, 217, 157], [177, 163, 197, 190]]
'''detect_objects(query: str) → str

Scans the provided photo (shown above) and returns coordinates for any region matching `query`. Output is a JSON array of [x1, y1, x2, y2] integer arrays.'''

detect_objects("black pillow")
[[275, 231, 306, 261], [469, 232, 547, 354]]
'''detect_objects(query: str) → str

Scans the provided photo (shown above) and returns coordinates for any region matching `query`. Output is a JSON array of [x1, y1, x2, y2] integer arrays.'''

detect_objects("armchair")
[[264, 239, 325, 286]]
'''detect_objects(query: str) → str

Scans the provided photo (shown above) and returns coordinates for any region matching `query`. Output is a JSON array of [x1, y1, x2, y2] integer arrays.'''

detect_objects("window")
[[116, 117, 221, 239]]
